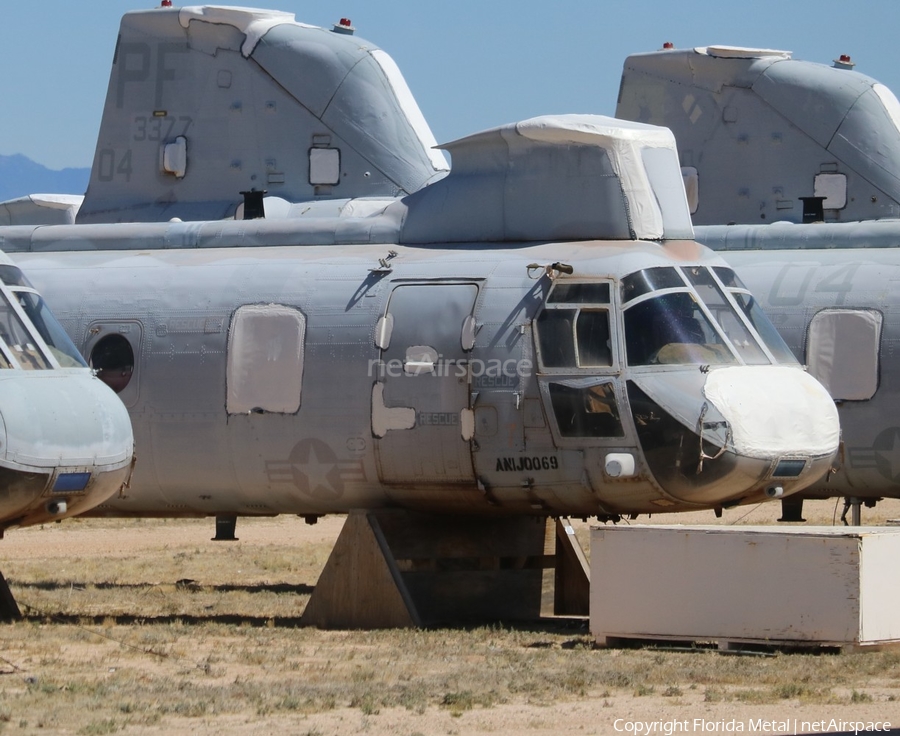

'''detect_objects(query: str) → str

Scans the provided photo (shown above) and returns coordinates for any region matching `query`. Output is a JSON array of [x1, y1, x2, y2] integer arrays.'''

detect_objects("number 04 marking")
[[96, 149, 133, 182]]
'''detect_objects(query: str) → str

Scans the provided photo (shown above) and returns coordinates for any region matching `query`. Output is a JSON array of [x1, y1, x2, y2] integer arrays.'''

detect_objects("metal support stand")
[[211, 515, 238, 541], [841, 497, 862, 526], [778, 496, 806, 523]]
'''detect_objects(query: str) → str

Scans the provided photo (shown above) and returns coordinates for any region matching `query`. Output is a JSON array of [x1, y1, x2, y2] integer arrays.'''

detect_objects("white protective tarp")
[[515, 115, 679, 241], [0, 194, 83, 226], [227, 304, 305, 414], [179, 6, 302, 57], [681, 167, 699, 214], [701, 45, 792, 60], [873, 84, 900, 136], [402, 114, 692, 243], [703, 365, 840, 458]]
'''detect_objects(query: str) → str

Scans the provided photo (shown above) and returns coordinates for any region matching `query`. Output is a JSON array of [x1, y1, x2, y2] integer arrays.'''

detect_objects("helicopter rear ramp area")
[[590, 525, 900, 650]]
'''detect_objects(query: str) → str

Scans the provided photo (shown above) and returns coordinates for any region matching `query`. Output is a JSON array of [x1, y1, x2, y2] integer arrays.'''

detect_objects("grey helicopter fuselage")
[[2, 104, 841, 524], [4, 229, 837, 520]]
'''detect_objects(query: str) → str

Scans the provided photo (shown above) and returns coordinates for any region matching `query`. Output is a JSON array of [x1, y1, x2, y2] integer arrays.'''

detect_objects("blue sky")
[[2, 1, 899, 170]]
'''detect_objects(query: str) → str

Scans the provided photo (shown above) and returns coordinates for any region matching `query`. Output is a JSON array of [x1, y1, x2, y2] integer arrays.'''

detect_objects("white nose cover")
[[703, 366, 840, 459]]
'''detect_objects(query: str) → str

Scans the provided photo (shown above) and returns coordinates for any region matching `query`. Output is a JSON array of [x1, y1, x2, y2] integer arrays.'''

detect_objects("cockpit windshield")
[[622, 266, 795, 367], [14, 292, 88, 368], [712, 267, 798, 365], [624, 291, 736, 366], [0, 263, 88, 369], [682, 266, 768, 364], [0, 292, 51, 370], [0, 265, 30, 288]]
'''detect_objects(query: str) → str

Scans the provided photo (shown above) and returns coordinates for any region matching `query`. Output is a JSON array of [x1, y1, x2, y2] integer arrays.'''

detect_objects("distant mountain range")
[[0, 155, 90, 202]]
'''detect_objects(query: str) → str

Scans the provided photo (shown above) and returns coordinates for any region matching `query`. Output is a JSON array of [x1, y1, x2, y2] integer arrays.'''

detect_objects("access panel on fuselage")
[[375, 283, 478, 485]]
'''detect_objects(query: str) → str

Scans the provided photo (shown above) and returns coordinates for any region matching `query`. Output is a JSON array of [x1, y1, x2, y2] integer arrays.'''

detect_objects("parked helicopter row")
[[6, 3, 900, 617], [0, 5, 845, 622], [0, 5, 840, 527]]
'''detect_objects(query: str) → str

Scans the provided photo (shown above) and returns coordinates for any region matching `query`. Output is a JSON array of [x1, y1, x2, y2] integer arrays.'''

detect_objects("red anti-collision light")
[[662, 42, 674, 49], [839, 54, 851, 62], [340, 18, 352, 26], [161, 0, 173, 6]]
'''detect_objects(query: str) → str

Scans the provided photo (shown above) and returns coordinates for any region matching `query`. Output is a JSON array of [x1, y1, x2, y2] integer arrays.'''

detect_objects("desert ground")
[[0, 499, 898, 735]]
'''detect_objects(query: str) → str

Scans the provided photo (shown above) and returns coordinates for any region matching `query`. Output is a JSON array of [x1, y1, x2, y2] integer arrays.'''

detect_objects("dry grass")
[[0, 618, 898, 734], [0, 617, 898, 734], [0, 504, 896, 734]]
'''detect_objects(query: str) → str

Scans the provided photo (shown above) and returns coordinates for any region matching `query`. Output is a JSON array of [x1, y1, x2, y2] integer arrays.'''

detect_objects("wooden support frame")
[[302, 510, 551, 629], [302, 511, 420, 628], [553, 517, 591, 616]]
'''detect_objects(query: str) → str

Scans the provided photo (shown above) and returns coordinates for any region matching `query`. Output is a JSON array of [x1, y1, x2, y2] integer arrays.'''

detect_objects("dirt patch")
[[0, 503, 897, 734]]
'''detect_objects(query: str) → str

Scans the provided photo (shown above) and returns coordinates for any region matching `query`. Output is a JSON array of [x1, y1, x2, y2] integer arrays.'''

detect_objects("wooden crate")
[[590, 525, 900, 648]]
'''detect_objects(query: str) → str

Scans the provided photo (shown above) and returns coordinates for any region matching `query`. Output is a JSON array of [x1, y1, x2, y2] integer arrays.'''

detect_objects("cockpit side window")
[[711, 267, 743, 289], [535, 281, 615, 371], [0, 269, 88, 368], [548, 283, 611, 304], [0, 265, 31, 288], [730, 292, 798, 365], [536, 281, 625, 444], [536, 309, 577, 369], [575, 310, 612, 367], [549, 381, 624, 438]]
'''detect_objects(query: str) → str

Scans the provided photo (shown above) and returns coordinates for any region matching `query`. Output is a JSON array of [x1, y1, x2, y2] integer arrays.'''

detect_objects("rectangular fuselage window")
[[807, 309, 882, 401], [226, 304, 306, 414]]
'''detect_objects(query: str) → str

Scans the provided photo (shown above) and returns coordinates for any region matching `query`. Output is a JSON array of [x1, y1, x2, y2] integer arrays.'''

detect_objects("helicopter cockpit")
[[0, 256, 132, 532], [532, 262, 837, 511], [0, 264, 87, 370]]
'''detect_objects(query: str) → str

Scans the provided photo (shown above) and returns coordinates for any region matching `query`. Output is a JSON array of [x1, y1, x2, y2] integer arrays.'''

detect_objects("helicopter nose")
[[703, 366, 840, 464], [627, 366, 839, 508], [0, 372, 134, 525]]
